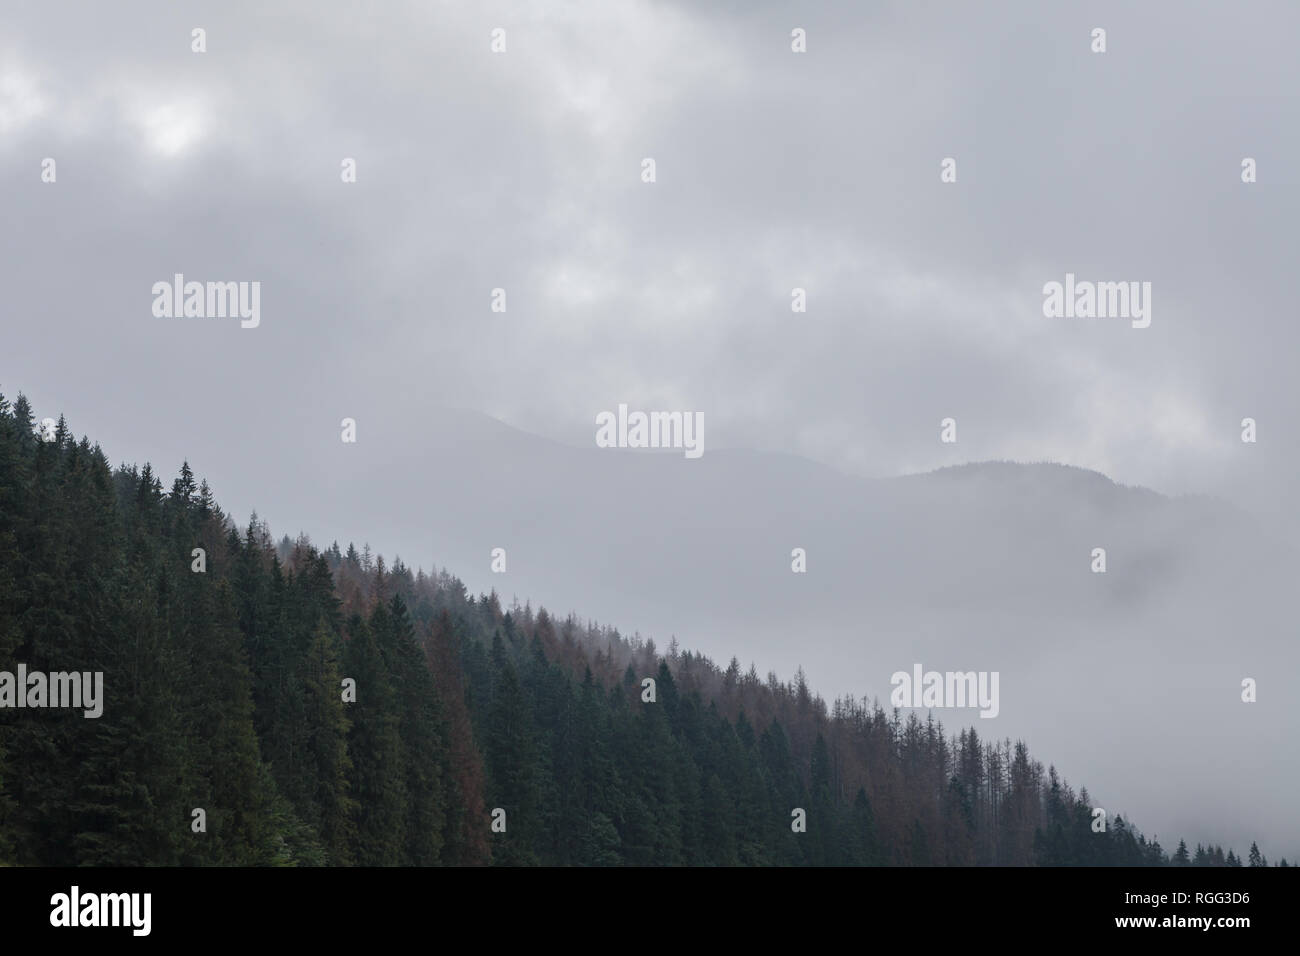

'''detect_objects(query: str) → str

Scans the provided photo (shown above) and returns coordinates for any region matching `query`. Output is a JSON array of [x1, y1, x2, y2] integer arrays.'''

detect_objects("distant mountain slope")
[[1, 389, 1292, 864], [0, 387, 1260, 868], [299, 408, 1300, 859]]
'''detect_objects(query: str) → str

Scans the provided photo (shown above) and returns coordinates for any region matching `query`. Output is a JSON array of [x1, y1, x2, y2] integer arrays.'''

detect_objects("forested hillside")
[[0, 390, 1279, 866]]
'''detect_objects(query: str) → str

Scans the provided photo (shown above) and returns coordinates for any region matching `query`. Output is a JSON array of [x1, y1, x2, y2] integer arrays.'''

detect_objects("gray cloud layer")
[[2, 0, 1297, 856], [4, 1, 1297, 512]]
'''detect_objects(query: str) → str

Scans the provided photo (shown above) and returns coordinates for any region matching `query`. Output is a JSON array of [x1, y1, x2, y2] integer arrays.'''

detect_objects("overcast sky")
[[4, 0, 1298, 859], [2, 0, 1297, 536]]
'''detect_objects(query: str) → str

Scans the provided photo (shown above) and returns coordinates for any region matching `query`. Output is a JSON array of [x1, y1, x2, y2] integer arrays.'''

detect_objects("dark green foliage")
[[0, 391, 1265, 866], [342, 614, 405, 865]]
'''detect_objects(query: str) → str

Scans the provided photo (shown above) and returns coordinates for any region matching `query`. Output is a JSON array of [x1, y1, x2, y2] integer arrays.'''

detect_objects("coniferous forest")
[[0, 390, 1283, 867]]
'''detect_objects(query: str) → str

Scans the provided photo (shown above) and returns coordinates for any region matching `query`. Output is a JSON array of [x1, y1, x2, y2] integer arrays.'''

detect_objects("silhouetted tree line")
[[0, 390, 1286, 866]]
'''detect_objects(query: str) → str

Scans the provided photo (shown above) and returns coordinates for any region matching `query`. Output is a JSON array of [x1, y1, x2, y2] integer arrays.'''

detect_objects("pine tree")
[[850, 787, 883, 866], [808, 733, 836, 865], [301, 621, 356, 864], [343, 614, 406, 865], [176, 580, 276, 864], [484, 636, 542, 864], [424, 611, 490, 864], [374, 594, 446, 865]]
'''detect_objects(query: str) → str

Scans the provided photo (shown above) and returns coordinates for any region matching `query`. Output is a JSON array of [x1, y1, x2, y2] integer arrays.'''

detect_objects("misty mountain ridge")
[[4, 387, 1288, 867], [296, 406, 1299, 859], [5, 395, 1295, 859]]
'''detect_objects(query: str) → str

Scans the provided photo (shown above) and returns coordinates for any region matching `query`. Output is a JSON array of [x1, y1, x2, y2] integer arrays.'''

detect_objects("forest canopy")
[[0, 389, 1279, 867]]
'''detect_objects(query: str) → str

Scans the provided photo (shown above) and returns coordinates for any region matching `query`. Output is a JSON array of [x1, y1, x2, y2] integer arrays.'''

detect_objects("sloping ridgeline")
[[0, 388, 1264, 867]]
